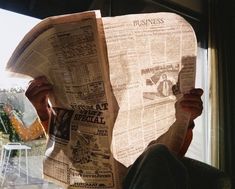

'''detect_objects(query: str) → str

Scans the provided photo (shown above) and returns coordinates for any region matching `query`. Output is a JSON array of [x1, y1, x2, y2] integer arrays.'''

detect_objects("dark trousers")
[[122, 144, 231, 189]]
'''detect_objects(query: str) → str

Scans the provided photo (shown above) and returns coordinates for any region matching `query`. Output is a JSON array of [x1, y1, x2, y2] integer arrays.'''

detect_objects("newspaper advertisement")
[[6, 10, 197, 189]]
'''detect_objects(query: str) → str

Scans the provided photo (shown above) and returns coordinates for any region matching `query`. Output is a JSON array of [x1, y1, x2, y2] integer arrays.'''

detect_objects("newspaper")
[[6, 10, 197, 189], [102, 13, 197, 165]]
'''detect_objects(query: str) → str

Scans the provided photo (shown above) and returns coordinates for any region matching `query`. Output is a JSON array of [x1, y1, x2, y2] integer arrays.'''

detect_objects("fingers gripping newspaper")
[[6, 10, 197, 189]]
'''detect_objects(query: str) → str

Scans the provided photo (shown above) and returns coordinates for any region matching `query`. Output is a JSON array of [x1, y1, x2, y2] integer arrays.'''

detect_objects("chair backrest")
[[6, 142, 21, 146]]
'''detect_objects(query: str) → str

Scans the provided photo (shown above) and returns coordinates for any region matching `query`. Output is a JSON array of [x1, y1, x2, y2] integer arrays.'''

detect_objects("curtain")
[[209, 0, 235, 186], [208, 0, 220, 168]]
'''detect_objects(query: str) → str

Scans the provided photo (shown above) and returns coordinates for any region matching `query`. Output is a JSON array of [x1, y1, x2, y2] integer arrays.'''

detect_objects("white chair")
[[0, 142, 31, 186]]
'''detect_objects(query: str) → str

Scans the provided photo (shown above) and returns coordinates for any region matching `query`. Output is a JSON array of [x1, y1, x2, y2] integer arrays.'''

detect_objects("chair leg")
[[0, 148, 5, 174], [25, 149, 29, 184], [18, 149, 21, 176], [1, 150, 11, 186]]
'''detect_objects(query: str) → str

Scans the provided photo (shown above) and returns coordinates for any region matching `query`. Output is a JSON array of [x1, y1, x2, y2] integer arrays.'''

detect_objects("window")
[[0, 1, 210, 187], [0, 8, 62, 188]]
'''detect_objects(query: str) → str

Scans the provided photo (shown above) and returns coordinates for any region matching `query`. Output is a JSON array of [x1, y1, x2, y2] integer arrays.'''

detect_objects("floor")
[[0, 156, 63, 189]]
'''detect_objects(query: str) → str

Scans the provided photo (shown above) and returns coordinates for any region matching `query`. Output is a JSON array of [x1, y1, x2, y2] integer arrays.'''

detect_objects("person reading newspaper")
[[25, 76, 203, 189]]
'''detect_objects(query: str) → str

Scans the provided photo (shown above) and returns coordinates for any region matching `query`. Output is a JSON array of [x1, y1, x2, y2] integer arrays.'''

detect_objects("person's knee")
[[143, 143, 188, 174], [144, 143, 171, 159], [124, 144, 189, 189]]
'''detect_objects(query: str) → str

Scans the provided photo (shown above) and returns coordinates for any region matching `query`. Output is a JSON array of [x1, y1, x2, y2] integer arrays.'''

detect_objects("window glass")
[[0, 8, 62, 188], [0, 4, 208, 188]]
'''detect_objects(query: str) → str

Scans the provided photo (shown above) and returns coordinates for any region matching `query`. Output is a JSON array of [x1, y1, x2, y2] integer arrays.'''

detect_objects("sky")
[[0, 8, 40, 89]]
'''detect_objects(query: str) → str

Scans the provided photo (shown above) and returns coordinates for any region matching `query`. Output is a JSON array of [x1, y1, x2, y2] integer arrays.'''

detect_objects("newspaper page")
[[6, 10, 121, 189], [103, 12, 197, 166], [6, 10, 197, 189]]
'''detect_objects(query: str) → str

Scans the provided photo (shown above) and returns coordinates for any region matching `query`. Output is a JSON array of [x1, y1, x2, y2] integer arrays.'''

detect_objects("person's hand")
[[175, 88, 203, 125], [25, 76, 53, 122]]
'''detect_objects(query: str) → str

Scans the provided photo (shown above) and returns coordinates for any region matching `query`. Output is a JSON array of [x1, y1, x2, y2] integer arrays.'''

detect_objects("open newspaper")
[[6, 10, 197, 189]]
